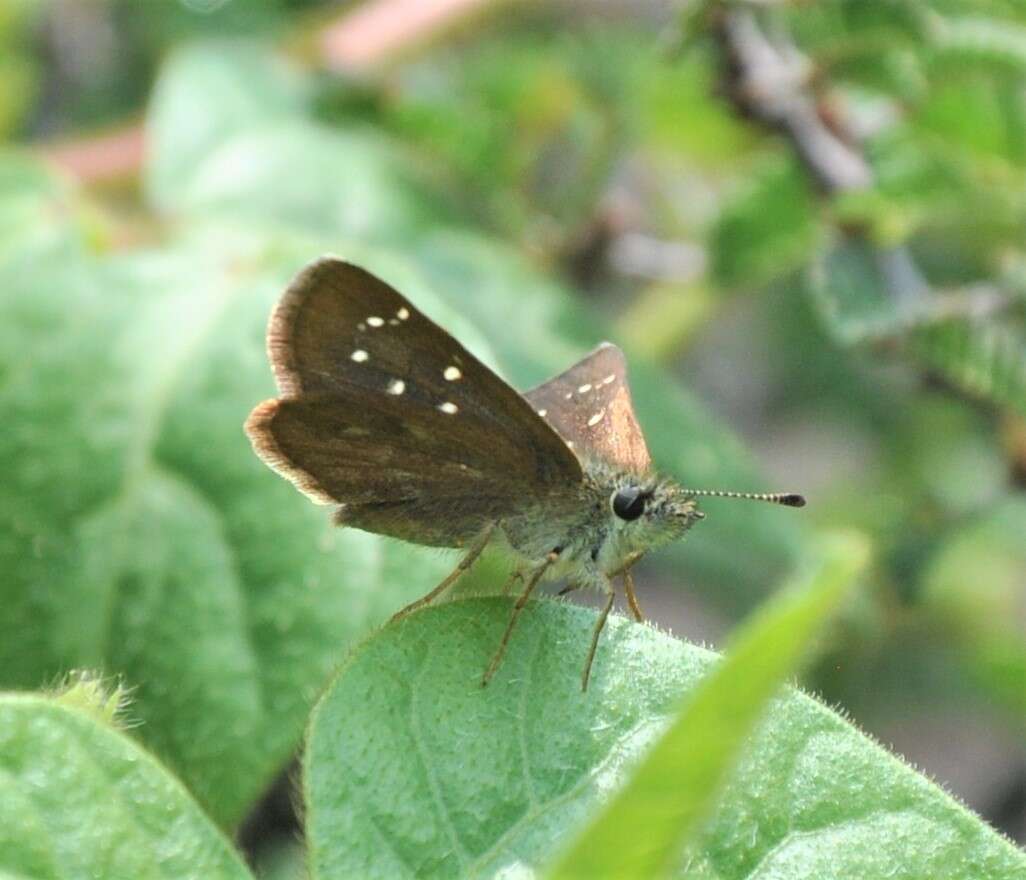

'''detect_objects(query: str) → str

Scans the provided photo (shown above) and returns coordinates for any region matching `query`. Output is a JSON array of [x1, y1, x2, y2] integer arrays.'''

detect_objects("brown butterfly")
[[245, 258, 804, 690]]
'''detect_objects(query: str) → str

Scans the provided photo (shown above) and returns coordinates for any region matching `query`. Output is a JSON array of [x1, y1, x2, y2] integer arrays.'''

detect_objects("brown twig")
[[713, 5, 925, 306], [38, 124, 146, 185], [319, 0, 498, 73], [717, 8, 873, 195], [712, 2, 1026, 484], [714, 5, 1022, 323]]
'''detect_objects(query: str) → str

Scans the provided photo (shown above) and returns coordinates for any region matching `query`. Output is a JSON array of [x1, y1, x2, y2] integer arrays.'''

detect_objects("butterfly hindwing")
[[524, 343, 652, 475], [246, 258, 582, 545]]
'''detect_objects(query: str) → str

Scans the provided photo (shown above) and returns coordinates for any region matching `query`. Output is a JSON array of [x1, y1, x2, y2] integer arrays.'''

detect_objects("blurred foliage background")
[[2, 0, 1025, 875]]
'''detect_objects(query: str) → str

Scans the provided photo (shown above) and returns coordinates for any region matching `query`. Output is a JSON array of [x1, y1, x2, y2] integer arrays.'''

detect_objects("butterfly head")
[[608, 477, 705, 555], [605, 475, 806, 561]]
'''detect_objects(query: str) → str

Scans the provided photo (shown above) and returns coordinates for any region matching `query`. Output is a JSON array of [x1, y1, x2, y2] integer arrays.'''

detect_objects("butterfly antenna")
[[681, 488, 806, 507]]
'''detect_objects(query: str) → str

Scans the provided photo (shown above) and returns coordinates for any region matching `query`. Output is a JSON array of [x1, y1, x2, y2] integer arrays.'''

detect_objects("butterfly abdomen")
[[334, 496, 509, 548]]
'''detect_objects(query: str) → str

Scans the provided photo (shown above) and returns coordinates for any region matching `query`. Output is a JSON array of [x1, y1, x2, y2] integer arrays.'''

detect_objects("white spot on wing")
[[444, 366, 462, 381], [397, 307, 410, 320], [578, 383, 593, 394], [565, 392, 573, 400], [537, 409, 547, 417], [602, 374, 617, 386], [351, 349, 369, 362], [387, 379, 405, 395], [439, 402, 458, 414], [588, 409, 606, 427], [367, 316, 385, 327]]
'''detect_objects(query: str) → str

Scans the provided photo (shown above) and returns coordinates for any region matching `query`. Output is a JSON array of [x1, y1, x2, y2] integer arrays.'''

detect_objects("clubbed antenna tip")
[[681, 488, 807, 508]]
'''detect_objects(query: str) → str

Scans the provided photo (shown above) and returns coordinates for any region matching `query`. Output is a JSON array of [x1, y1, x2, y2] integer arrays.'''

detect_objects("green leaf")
[[304, 598, 718, 880], [930, 15, 1026, 79], [144, 41, 445, 242], [304, 568, 1024, 879], [923, 498, 1026, 722], [0, 693, 252, 879], [0, 151, 85, 266], [168, 121, 441, 243], [50, 670, 132, 727], [709, 157, 820, 291], [808, 238, 920, 345], [145, 41, 310, 213], [811, 239, 1026, 422], [381, 30, 632, 238], [638, 50, 754, 166], [0, 233, 455, 826], [915, 79, 1026, 169], [548, 532, 868, 878], [911, 318, 1026, 420]]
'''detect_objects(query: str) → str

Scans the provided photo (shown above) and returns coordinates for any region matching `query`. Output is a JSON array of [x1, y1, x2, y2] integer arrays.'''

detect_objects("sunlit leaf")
[[923, 498, 1026, 722], [549, 532, 868, 878], [304, 586, 1025, 879], [0, 694, 252, 879], [0, 232, 454, 825], [146, 41, 310, 212]]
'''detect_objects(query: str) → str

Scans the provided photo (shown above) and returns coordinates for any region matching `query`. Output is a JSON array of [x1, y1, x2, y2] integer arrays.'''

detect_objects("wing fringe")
[[244, 398, 338, 505], [266, 256, 345, 398]]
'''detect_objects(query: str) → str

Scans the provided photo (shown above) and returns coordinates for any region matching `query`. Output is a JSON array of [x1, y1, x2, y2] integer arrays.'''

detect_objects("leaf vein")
[[409, 638, 473, 870], [467, 715, 655, 877], [516, 627, 544, 809]]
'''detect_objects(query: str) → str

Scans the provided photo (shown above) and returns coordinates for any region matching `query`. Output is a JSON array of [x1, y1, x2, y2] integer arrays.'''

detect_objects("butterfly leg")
[[610, 551, 645, 623], [389, 523, 496, 623], [622, 569, 644, 623], [482, 550, 558, 687], [557, 582, 582, 596], [581, 578, 616, 692], [500, 569, 523, 596]]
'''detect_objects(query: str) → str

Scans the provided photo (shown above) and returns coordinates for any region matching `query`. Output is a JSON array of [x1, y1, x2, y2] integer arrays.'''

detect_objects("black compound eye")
[[612, 486, 647, 521]]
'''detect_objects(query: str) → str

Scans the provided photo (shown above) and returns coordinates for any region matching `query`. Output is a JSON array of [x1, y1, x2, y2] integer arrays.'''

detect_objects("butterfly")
[[245, 258, 804, 690]]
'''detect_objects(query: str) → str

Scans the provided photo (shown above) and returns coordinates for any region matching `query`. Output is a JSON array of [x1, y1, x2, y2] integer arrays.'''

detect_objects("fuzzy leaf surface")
[[0, 233, 453, 825], [304, 597, 1025, 879], [0, 695, 252, 880], [549, 533, 867, 878]]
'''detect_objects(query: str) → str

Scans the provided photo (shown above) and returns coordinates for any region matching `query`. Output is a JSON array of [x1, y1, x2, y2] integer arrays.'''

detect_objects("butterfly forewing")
[[246, 258, 582, 546], [524, 343, 652, 475]]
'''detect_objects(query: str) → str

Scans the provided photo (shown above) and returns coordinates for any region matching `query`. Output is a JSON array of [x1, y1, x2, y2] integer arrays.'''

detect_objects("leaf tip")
[[50, 669, 135, 730]]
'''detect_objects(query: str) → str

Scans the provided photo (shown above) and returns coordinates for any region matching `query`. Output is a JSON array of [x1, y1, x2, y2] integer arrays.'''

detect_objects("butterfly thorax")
[[497, 457, 702, 587]]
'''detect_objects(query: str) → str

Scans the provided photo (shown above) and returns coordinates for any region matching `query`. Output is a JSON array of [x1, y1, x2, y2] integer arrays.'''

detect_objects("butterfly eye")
[[612, 486, 647, 521]]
